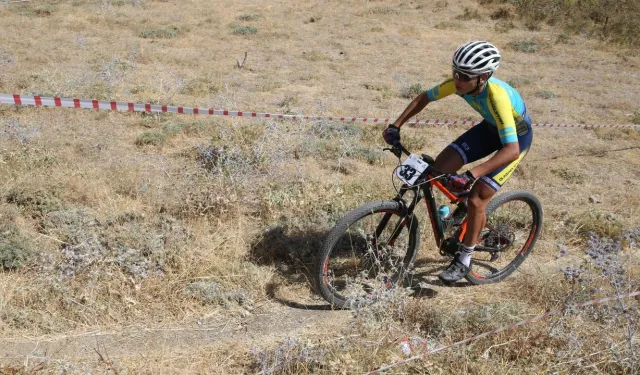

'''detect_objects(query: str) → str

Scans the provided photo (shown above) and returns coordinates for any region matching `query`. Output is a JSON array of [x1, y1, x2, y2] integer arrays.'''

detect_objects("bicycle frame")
[[377, 143, 511, 258], [372, 165, 466, 258], [394, 172, 468, 248]]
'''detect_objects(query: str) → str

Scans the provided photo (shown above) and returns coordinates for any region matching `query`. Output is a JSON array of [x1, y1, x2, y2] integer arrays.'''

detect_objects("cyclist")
[[382, 40, 533, 284]]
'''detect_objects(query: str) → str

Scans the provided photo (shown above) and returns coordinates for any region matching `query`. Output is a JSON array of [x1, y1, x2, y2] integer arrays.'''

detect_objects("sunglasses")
[[452, 69, 478, 82]]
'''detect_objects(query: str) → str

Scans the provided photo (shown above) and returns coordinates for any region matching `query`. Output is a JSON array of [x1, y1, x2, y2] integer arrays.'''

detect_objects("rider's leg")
[[463, 180, 496, 247], [433, 146, 464, 174], [456, 180, 496, 267]]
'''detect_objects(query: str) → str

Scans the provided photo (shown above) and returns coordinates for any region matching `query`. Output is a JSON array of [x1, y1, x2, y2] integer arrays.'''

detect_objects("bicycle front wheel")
[[315, 200, 420, 309], [466, 190, 543, 285]]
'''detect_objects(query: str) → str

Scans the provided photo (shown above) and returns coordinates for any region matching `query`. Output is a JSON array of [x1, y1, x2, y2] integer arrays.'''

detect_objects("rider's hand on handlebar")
[[382, 125, 401, 145], [448, 171, 476, 191]]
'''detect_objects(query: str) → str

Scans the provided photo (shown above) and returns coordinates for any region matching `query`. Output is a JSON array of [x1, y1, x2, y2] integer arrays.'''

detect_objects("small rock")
[[588, 195, 601, 203]]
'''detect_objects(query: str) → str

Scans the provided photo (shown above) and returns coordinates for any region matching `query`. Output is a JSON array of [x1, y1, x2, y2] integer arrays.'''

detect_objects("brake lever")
[[383, 146, 402, 158]]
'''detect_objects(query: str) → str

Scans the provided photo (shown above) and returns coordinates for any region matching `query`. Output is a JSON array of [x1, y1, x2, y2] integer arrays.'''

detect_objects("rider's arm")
[[392, 79, 457, 127], [468, 83, 520, 178], [469, 142, 519, 178], [391, 92, 431, 127]]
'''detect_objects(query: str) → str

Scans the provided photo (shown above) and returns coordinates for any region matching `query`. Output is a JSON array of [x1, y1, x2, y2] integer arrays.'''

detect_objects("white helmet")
[[452, 41, 501, 76]]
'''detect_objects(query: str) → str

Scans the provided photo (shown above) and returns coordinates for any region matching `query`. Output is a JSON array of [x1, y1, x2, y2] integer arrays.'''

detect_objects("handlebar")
[[384, 141, 471, 197], [382, 142, 410, 158], [384, 141, 445, 176]]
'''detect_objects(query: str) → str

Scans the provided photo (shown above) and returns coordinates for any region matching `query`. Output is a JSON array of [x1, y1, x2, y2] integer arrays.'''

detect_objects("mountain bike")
[[314, 142, 543, 309]]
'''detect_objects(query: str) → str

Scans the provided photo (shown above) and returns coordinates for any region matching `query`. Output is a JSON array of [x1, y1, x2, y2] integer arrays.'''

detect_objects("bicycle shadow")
[[249, 225, 332, 310], [249, 227, 449, 308]]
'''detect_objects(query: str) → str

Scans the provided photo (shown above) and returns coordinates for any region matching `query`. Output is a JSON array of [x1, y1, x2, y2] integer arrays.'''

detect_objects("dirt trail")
[[0, 302, 350, 367]]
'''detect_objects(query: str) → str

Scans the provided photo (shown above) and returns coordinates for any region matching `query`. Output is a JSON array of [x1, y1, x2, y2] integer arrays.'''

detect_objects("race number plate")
[[395, 154, 428, 186]]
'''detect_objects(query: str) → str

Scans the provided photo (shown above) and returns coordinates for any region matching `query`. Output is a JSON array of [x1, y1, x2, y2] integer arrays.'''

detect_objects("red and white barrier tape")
[[0, 0, 33, 4], [365, 290, 640, 374], [1, 94, 639, 129]]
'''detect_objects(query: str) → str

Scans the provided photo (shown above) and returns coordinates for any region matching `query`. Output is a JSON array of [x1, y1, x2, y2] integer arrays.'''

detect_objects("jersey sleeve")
[[426, 78, 457, 102], [487, 83, 518, 144]]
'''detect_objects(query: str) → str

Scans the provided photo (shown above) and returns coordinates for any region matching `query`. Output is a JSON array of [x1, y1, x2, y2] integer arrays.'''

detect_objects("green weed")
[[185, 281, 250, 307], [364, 6, 399, 15], [12, 4, 56, 17], [507, 77, 532, 88], [237, 13, 261, 21], [556, 33, 571, 44], [302, 50, 327, 62], [535, 90, 556, 99], [231, 23, 258, 35], [139, 27, 179, 39], [508, 40, 540, 53], [180, 75, 221, 96], [6, 187, 63, 218], [551, 168, 584, 184], [435, 21, 463, 30], [400, 83, 425, 99], [136, 132, 167, 146], [0, 224, 34, 270], [351, 148, 382, 165]]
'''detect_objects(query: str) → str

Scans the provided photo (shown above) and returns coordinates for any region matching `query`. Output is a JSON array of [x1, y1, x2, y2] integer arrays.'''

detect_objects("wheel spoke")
[[470, 196, 539, 281], [320, 207, 417, 308]]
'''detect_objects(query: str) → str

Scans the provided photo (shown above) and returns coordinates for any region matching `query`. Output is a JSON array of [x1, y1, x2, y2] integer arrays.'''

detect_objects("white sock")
[[458, 244, 475, 267]]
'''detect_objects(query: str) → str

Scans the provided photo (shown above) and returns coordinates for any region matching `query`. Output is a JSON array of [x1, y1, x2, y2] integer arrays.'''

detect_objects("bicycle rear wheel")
[[315, 200, 420, 309], [466, 190, 543, 285]]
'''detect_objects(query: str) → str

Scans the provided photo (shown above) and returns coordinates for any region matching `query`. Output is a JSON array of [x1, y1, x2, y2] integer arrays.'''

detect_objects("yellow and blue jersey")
[[426, 77, 526, 144]]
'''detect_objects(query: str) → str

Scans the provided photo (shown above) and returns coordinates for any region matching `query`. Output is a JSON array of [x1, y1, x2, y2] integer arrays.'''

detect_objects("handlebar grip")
[[392, 142, 410, 157]]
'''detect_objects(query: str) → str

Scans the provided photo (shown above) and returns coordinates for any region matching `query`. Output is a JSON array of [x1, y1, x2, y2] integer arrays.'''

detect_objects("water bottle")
[[438, 205, 450, 230]]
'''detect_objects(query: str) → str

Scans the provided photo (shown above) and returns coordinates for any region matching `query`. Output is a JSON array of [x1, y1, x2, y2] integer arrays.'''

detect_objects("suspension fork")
[[373, 186, 419, 246], [422, 183, 446, 247]]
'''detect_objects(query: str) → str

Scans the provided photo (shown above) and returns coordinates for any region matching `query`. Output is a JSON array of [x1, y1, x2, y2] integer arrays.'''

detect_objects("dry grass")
[[1, 0, 640, 373]]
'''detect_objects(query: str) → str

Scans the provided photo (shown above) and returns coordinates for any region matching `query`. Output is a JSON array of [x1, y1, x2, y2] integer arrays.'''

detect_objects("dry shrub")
[[435, 20, 463, 30], [41, 208, 190, 280], [567, 209, 623, 238], [551, 167, 585, 184], [551, 231, 640, 373], [496, 0, 640, 45], [139, 26, 180, 39], [5, 186, 63, 218], [508, 39, 541, 53], [0, 222, 34, 270], [593, 127, 640, 141], [494, 19, 515, 33], [249, 338, 328, 374], [163, 179, 244, 219], [402, 299, 523, 341], [490, 6, 512, 20], [135, 131, 166, 146], [184, 281, 251, 307], [360, 6, 399, 16], [455, 7, 482, 21]]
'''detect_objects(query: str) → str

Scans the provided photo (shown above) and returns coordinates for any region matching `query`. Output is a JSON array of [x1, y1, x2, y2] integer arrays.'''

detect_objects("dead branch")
[[236, 51, 248, 68]]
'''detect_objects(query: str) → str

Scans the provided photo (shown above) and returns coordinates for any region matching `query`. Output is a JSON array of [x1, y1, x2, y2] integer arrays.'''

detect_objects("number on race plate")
[[395, 154, 428, 186]]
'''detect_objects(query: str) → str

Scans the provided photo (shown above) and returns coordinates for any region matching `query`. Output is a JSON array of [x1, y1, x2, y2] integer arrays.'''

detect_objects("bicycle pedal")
[[489, 253, 500, 262]]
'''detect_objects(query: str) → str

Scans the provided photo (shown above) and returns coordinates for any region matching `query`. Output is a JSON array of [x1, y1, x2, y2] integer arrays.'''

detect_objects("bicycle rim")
[[320, 206, 418, 308], [468, 193, 541, 283]]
